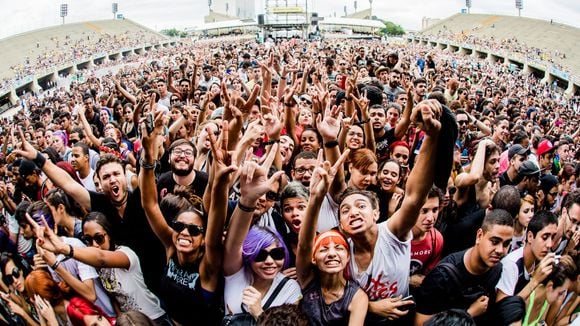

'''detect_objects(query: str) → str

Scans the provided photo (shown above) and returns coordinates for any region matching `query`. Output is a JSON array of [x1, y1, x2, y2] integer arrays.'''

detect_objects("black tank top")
[[301, 278, 359, 326], [159, 256, 220, 325]]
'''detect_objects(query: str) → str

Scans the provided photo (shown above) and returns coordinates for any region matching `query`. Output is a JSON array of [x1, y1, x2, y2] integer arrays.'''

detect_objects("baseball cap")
[[518, 160, 541, 177], [536, 139, 555, 157], [508, 144, 530, 160]]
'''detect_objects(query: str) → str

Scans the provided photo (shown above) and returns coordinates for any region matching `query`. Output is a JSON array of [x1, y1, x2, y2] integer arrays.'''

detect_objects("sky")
[[1, 0, 579, 40]]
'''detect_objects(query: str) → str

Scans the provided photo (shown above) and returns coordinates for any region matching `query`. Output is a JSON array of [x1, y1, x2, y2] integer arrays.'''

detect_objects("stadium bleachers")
[[0, 19, 167, 83], [418, 13, 580, 77]]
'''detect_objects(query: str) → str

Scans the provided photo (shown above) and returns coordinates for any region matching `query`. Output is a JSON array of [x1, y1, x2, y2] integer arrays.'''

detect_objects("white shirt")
[[50, 237, 115, 317], [224, 267, 302, 314], [349, 223, 412, 300], [78, 169, 96, 192], [98, 246, 165, 320], [496, 247, 531, 296]]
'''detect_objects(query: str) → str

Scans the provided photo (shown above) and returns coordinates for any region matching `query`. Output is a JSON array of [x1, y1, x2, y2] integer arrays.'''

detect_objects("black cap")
[[508, 144, 530, 160], [518, 160, 540, 177], [540, 174, 558, 192]]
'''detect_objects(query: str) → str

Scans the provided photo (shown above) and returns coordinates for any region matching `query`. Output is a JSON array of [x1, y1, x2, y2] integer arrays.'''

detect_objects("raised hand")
[[317, 105, 343, 142], [411, 99, 442, 137], [208, 120, 238, 186], [239, 143, 284, 205], [262, 112, 282, 140], [11, 127, 38, 161]]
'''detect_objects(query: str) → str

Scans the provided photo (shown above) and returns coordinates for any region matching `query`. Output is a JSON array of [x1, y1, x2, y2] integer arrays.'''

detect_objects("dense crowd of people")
[[0, 33, 578, 326], [422, 29, 569, 72], [0, 30, 165, 92]]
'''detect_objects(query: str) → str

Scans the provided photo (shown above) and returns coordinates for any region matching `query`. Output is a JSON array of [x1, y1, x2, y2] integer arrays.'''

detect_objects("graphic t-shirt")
[[98, 246, 165, 320]]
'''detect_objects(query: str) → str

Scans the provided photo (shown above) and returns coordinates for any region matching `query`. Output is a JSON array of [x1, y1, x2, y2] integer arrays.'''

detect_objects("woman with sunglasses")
[[39, 212, 169, 324], [138, 119, 235, 325], [223, 145, 302, 320], [27, 200, 116, 318], [0, 253, 36, 326]]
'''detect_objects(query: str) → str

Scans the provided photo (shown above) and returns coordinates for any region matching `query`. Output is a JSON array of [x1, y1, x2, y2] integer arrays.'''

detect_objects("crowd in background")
[[0, 34, 578, 326]]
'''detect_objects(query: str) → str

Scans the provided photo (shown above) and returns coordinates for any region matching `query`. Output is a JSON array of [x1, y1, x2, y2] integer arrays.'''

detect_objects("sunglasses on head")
[[254, 247, 285, 262], [83, 233, 107, 246], [171, 221, 204, 236]]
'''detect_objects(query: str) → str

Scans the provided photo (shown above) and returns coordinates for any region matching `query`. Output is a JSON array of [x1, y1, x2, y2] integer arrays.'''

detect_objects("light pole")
[[60, 4, 68, 25], [515, 0, 523, 16], [369, 0, 373, 17], [466, 0, 471, 14], [112, 2, 118, 19]]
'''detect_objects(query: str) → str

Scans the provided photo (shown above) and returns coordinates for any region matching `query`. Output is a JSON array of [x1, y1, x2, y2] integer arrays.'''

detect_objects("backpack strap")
[[437, 262, 462, 288], [262, 277, 290, 310]]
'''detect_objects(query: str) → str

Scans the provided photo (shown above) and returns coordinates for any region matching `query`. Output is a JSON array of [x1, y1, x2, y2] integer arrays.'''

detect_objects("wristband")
[[284, 102, 295, 107], [264, 139, 280, 146], [51, 259, 62, 270], [237, 201, 257, 213], [139, 158, 158, 170], [33, 152, 47, 169], [66, 244, 74, 258], [324, 140, 339, 148], [345, 96, 353, 101]]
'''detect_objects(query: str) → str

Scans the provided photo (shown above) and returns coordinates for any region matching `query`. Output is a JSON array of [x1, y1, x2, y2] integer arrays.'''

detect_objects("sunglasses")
[[254, 247, 285, 262], [171, 221, 204, 236], [457, 120, 468, 125], [3, 267, 22, 285], [83, 233, 107, 246]]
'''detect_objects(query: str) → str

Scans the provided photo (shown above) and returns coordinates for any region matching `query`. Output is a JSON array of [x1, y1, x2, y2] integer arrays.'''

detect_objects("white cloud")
[[1, 0, 578, 39]]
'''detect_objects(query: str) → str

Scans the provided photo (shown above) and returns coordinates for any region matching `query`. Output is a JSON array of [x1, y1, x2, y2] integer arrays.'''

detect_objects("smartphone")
[[399, 295, 416, 311]]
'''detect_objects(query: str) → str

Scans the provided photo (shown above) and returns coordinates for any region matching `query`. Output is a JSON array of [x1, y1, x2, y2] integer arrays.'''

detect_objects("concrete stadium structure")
[[409, 13, 580, 96], [0, 19, 176, 106]]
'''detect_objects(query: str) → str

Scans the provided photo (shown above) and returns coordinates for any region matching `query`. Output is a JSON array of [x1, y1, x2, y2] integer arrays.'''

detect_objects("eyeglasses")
[[172, 149, 195, 157], [294, 167, 315, 175], [448, 186, 457, 195], [548, 191, 558, 197], [3, 267, 22, 285], [254, 247, 285, 262], [266, 191, 279, 201], [170, 221, 204, 236], [83, 233, 107, 246]]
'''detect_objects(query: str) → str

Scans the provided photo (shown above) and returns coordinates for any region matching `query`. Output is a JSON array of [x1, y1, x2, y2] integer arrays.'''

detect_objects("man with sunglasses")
[[157, 139, 208, 201]]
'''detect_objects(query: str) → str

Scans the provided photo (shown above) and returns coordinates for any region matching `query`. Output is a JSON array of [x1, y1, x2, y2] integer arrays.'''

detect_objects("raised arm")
[[13, 128, 91, 210], [394, 86, 414, 139], [41, 226, 129, 269], [317, 105, 347, 202], [200, 121, 238, 290], [76, 105, 102, 148], [139, 110, 174, 249], [454, 139, 492, 189], [223, 144, 284, 276], [388, 100, 442, 240]]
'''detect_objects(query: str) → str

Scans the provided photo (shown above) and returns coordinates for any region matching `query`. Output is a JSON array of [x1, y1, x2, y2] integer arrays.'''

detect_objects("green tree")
[[160, 28, 187, 38], [380, 21, 405, 36]]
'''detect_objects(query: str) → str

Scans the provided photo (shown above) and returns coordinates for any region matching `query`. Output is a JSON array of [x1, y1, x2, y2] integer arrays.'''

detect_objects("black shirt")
[[415, 250, 502, 325], [88, 189, 166, 295], [375, 127, 396, 162]]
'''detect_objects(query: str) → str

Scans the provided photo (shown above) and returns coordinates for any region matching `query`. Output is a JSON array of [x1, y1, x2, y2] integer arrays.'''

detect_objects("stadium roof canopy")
[[321, 17, 384, 29]]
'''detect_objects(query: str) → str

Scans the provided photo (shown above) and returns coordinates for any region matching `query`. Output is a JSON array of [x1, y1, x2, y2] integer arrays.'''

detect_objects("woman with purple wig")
[[223, 144, 302, 320]]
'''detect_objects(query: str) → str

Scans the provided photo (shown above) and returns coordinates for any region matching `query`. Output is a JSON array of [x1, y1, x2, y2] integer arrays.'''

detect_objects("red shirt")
[[410, 228, 444, 276]]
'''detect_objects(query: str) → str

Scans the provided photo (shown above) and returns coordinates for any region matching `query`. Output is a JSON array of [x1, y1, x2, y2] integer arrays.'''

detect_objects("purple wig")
[[242, 226, 290, 270]]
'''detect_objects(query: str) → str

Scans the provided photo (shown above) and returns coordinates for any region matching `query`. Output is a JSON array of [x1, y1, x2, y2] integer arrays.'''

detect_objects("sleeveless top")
[[159, 255, 218, 325], [301, 278, 359, 326]]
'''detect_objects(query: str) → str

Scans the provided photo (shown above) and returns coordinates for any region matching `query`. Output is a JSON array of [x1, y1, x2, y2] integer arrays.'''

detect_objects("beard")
[[171, 161, 194, 176]]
